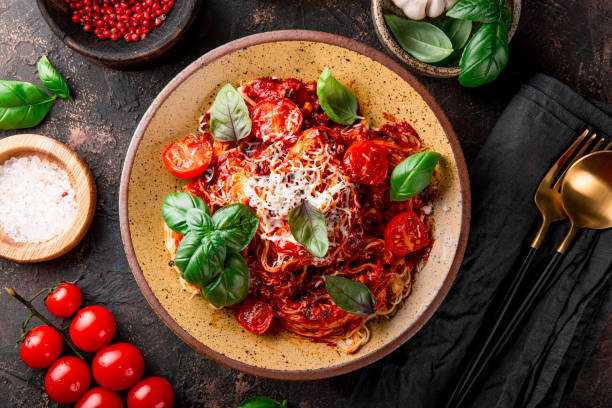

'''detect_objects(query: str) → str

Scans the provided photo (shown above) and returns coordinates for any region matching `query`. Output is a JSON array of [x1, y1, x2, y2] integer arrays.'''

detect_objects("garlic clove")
[[392, 0, 428, 21], [426, 0, 446, 17]]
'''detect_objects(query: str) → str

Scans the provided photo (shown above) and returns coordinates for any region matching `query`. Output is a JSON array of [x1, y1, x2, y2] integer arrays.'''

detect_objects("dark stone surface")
[[0, 0, 610, 407]]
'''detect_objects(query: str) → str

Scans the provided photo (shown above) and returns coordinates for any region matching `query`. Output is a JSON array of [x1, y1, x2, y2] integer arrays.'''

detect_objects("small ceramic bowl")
[[0, 134, 96, 263], [372, 0, 521, 78], [35, 0, 203, 69], [120, 30, 471, 379]]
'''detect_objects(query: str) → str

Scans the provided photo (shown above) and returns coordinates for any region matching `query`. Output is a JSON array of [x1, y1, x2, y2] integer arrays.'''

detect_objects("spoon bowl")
[[559, 150, 612, 252]]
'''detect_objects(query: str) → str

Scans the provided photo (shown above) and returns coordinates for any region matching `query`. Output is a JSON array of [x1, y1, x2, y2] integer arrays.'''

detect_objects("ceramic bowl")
[[372, 0, 521, 78], [119, 30, 471, 379], [35, 0, 203, 69]]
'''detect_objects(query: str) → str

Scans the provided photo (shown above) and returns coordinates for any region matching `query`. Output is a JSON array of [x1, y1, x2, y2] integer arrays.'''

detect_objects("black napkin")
[[348, 74, 612, 408]]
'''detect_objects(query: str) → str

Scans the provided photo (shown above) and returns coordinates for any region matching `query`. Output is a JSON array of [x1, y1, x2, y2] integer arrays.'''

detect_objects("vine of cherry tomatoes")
[[13, 282, 175, 407]]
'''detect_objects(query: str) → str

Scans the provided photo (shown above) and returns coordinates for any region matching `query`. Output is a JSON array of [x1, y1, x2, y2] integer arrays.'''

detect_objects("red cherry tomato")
[[75, 387, 123, 408], [70, 305, 117, 352], [384, 211, 429, 256], [127, 376, 175, 408], [163, 136, 213, 179], [343, 140, 389, 185], [20, 325, 63, 369], [92, 342, 145, 391], [44, 356, 91, 404], [236, 300, 274, 334], [252, 97, 303, 143], [46, 282, 82, 317]]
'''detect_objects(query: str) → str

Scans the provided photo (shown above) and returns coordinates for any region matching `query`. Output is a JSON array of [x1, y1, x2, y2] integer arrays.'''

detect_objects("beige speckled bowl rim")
[[119, 30, 471, 380], [371, 0, 522, 78]]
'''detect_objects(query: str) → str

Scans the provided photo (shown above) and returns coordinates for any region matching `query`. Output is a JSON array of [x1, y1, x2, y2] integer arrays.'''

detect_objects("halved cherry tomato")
[[70, 305, 117, 352], [252, 97, 303, 143], [45, 356, 91, 404], [92, 342, 145, 391], [236, 300, 274, 334], [384, 211, 429, 256], [163, 136, 213, 179], [127, 377, 175, 408], [20, 325, 63, 369], [46, 282, 82, 317], [75, 387, 123, 408], [343, 140, 388, 185]]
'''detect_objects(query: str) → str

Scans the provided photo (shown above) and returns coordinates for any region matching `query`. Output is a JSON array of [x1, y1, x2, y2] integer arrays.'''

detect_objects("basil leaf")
[[210, 83, 252, 142], [384, 14, 453, 64], [446, 0, 501, 23], [442, 18, 473, 50], [162, 192, 210, 235], [459, 22, 509, 87], [211, 203, 259, 252], [175, 231, 226, 287], [0, 81, 55, 130], [201, 252, 250, 307], [316, 67, 361, 126], [185, 208, 213, 235], [499, 6, 512, 31], [324, 275, 376, 316], [390, 151, 441, 201], [37, 56, 72, 100], [236, 397, 288, 408], [288, 200, 329, 258]]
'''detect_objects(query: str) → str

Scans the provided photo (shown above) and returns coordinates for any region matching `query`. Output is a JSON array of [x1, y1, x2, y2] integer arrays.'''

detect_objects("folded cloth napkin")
[[349, 73, 612, 408]]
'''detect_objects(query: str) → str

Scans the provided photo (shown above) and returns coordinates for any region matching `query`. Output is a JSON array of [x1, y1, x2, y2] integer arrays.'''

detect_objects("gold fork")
[[445, 129, 611, 408]]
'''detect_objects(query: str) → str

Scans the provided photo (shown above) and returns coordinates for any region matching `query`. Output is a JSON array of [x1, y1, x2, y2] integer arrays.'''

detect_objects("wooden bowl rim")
[[119, 30, 471, 380], [371, 0, 522, 78], [0, 134, 96, 263], [35, 0, 203, 68]]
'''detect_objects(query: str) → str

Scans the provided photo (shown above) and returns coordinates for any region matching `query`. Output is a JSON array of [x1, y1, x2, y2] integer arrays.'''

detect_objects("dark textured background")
[[0, 0, 610, 407]]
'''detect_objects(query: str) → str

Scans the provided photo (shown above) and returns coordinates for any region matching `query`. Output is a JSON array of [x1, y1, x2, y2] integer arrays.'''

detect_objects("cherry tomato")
[[46, 282, 82, 317], [70, 305, 117, 352], [236, 300, 274, 334], [252, 97, 303, 143], [75, 387, 123, 408], [384, 211, 429, 256], [44, 356, 91, 404], [92, 342, 145, 391], [127, 376, 175, 408], [20, 325, 63, 369], [163, 136, 213, 179], [343, 140, 389, 185]]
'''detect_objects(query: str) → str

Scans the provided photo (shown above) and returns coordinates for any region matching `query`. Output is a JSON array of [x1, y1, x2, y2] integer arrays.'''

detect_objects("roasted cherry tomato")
[[20, 325, 63, 369], [45, 356, 91, 404], [70, 305, 117, 352], [252, 97, 303, 143], [46, 282, 82, 317], [75, 387, 124, 408], [127, 376, 175, 408], [384, 211, 429, 256], [92, 342, 145, 391], [236, 300, 274, 334], [163, 136, 213, 179], [343, 140, 388, 185]]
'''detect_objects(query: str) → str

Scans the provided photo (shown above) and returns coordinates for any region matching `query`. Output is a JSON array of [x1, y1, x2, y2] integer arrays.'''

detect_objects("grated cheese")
[[0, 156, 77, 243]]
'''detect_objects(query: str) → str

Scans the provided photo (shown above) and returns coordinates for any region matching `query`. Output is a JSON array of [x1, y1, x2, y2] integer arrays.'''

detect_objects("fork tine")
[[606, 142, 612, 150], [553, 134, 603, 191], [539, 129, 590, 187]]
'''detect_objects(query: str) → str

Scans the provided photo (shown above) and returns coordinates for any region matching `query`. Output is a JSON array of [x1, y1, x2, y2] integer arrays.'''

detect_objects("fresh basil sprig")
[[442, 18, 473, 50], [458, 22, 509, 87], [210, 83, 252, 143], [316, 67, 362, 126], [390, 151, 441, 201], [236, 397, 288, 408], [0, 81, 56, 130], [212, 203, 259, 252], [324, 275, 376, 316], [201, 252, 250, 307], [37, 55, 73, 100], [446, 0, 501, 23], [288, 200, 329, 258], [384, 14, 453, 64], [162, 192, 210, 235], [175, 230, 227, 288]]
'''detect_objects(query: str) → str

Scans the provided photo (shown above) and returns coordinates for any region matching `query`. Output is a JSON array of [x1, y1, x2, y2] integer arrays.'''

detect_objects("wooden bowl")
[[0, 134, 96, 263], [372, 0, 521, 78], [35, 0, 203, 69], [119, 30, 471, 379]]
